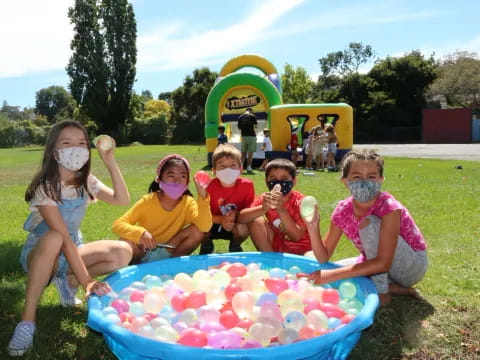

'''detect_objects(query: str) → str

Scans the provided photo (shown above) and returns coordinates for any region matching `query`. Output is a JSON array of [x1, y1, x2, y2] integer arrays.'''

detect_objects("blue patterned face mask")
[[347, 180, 381, 202], [267, 180, 293, 196]]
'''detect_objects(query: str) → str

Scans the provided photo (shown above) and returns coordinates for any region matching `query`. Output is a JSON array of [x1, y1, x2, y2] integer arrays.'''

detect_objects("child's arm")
[[272, 192, 306, 242], [39, 205, 110, 295], [112, 198, 149, 244], [94, 139, 130, 206], [310, 210, 401, 284], [237, 204, 266, 224], [303, 206, 329, 263]]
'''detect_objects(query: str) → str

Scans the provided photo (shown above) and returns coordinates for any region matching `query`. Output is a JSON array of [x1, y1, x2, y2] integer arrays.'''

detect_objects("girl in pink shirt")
[[307, 150, 427, 305]]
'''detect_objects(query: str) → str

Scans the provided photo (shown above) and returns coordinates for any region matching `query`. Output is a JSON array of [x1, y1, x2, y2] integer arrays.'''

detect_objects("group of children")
[[8, 120, 428, 356], [303, 123, 338, 172]]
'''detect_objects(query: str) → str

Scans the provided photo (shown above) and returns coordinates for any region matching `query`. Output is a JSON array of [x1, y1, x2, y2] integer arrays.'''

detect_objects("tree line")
[[1, 1, 479, 147]]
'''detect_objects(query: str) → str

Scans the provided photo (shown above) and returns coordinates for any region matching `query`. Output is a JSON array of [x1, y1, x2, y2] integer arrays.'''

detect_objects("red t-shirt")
[[252, 190, 311, 255], [207, 177, 255, 216]]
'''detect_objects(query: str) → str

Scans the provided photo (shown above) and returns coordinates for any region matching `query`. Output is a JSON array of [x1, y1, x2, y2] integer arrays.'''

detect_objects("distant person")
[[259, 128, 273, 171], [311, 124, 328, 171], [217, 125, 228, 145], [289, 125, 299, 167], [237, 107, 257, 174], [325, 123, 338, 171]]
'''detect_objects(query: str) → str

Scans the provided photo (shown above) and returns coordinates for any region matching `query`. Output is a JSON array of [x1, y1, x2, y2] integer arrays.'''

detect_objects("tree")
[[35, 86, 76, 123], [319, 42, 374, 77], [281, 63, 314, 104], [369, 51, 437, 128], [67, 0, 137, 136], [170, 68, 217, 144], [158, 91, 172, 103], [141, 90, 153, 100], [429, 51, 480, 108], [143, 99, 170, 118]]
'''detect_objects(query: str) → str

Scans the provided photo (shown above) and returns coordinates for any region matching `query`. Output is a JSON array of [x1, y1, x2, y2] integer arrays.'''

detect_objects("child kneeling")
[[239, 158, 316, 255], [308, 150, 428, 305], [200, 144, 255, 254]]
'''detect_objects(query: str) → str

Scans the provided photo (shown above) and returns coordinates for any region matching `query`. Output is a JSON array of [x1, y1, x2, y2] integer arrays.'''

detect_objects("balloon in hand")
[[194, 171, 211, 186], [93, 135, 114, 151], [300, 196, 317, 222]]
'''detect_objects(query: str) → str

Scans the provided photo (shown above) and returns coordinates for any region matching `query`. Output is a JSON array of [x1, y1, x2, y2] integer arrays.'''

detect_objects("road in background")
[[353, 144, 480, 161]]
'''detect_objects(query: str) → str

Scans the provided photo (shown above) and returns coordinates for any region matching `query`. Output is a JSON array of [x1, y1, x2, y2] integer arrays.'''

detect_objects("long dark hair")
[[25, 121, 93, 203], [148, 158, 192, 197]]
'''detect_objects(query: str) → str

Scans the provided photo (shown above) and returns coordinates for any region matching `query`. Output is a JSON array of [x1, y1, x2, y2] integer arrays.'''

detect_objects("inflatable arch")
[[205, 55, 353, 165]]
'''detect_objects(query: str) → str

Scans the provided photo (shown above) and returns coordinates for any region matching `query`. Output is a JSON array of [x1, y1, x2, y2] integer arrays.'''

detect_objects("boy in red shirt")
[[239, 158, 316, 255], [200, 144, 255, 254]]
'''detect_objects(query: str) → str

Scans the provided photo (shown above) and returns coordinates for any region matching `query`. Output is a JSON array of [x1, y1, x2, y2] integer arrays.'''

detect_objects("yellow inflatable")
[[205, 55, 353, 165]]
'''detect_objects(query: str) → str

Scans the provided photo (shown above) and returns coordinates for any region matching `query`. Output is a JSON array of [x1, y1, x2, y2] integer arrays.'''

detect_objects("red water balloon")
[[224, 283, 242, 301], [194, 171, 211, 186], [264, 277, 289, 295], [219, 310, 240, 329], [322, 288, 341, 304], [226, 263, 247, 277], [178, 328, 208, 347], [184, 290, 206, 309]]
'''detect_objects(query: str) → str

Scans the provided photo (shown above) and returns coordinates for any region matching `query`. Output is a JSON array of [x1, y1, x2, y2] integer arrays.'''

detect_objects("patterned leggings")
[[335, 215, 428, 294]]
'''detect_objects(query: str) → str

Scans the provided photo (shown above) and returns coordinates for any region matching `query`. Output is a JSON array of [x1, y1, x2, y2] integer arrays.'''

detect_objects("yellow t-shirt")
[[112, 192, 212, 244]]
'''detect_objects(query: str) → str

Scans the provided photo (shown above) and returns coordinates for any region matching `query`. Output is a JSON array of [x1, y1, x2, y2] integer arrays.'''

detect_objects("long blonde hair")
[[25, 121, 93, 203]]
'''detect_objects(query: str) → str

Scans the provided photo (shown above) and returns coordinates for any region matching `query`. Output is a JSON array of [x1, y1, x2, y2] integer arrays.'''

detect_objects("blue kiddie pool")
[[87, 252, 379, 360]]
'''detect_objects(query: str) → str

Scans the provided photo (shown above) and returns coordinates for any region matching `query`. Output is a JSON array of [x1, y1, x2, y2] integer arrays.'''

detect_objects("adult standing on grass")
[[307, 150, 428, 306], [8, 121, 132, 356], [237, 107, 257, 174]]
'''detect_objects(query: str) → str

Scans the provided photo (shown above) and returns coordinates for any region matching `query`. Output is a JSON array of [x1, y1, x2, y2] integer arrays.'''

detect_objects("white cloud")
[[137, 0, 306, 71], [0, 0, 74, 78]]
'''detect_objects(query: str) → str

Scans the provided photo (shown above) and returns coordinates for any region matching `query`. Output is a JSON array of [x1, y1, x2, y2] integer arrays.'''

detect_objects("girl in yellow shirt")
[[113, 154, 212, 263]]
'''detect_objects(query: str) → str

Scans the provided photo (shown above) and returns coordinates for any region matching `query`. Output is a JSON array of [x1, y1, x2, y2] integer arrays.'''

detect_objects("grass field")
[[0, 145, 479, 359]]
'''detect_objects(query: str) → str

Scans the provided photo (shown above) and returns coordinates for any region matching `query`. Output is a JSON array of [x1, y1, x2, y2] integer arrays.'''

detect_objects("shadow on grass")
[[1, 305, 117, 360], [350, 295, 435, 359], [0, 242, 24, 274]]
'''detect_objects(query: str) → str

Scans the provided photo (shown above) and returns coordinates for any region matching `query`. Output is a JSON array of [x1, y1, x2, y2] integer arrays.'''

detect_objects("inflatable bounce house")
[[204, 55, 353, 166]]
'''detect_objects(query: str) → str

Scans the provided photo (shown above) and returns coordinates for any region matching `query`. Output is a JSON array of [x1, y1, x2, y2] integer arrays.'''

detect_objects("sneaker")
[[228, 244, 243, 253], [8, 321, 36, 356], [199, 238, 214, 255], [53, 275, 82, 307]]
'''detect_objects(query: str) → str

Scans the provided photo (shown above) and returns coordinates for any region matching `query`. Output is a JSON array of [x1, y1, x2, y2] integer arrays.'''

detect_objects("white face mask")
[[215, 168, 241, 185], [56, 147, 89, 171]]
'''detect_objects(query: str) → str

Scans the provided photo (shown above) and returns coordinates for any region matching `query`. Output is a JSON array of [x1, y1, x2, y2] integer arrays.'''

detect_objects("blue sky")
[[1, 0, 479, 108]]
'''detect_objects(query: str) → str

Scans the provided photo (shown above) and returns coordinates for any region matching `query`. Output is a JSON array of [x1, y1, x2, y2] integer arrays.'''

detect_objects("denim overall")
[[20, 191, 88, 278]]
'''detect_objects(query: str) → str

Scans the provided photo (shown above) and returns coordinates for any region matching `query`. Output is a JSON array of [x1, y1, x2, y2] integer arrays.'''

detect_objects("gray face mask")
[[347, 180, 381, 202]]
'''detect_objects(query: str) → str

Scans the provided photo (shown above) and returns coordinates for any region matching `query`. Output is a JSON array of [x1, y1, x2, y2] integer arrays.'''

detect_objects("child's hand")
[[221, 212, 235, 231], [140, 230, 156, 250], [96, 136, 116, 164], [193, 176, 211, 199], [85, 280, 112, 298], [304, 205, 320, 227], [308, 270, 322, 284], [270, 184, 284, 210]]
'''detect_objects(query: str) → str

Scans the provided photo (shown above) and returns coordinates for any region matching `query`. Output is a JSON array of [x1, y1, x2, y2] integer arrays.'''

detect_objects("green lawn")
[[0, 145, 479, 359]]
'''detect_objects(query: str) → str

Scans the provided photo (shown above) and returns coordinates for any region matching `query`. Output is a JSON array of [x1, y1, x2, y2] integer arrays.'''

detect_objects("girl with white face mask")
[[9, 121, 131, 357], [112, 154, 212, 264], [199, 144, 255, 255], [306, 150, 428, 306]]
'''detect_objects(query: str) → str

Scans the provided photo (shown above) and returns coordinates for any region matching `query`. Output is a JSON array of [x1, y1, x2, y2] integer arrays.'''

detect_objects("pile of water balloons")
[[102, 262, 364, 349]]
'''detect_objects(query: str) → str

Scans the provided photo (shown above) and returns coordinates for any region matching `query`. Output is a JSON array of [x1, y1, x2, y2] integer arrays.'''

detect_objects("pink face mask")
[[159, 181, 187, 200]]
